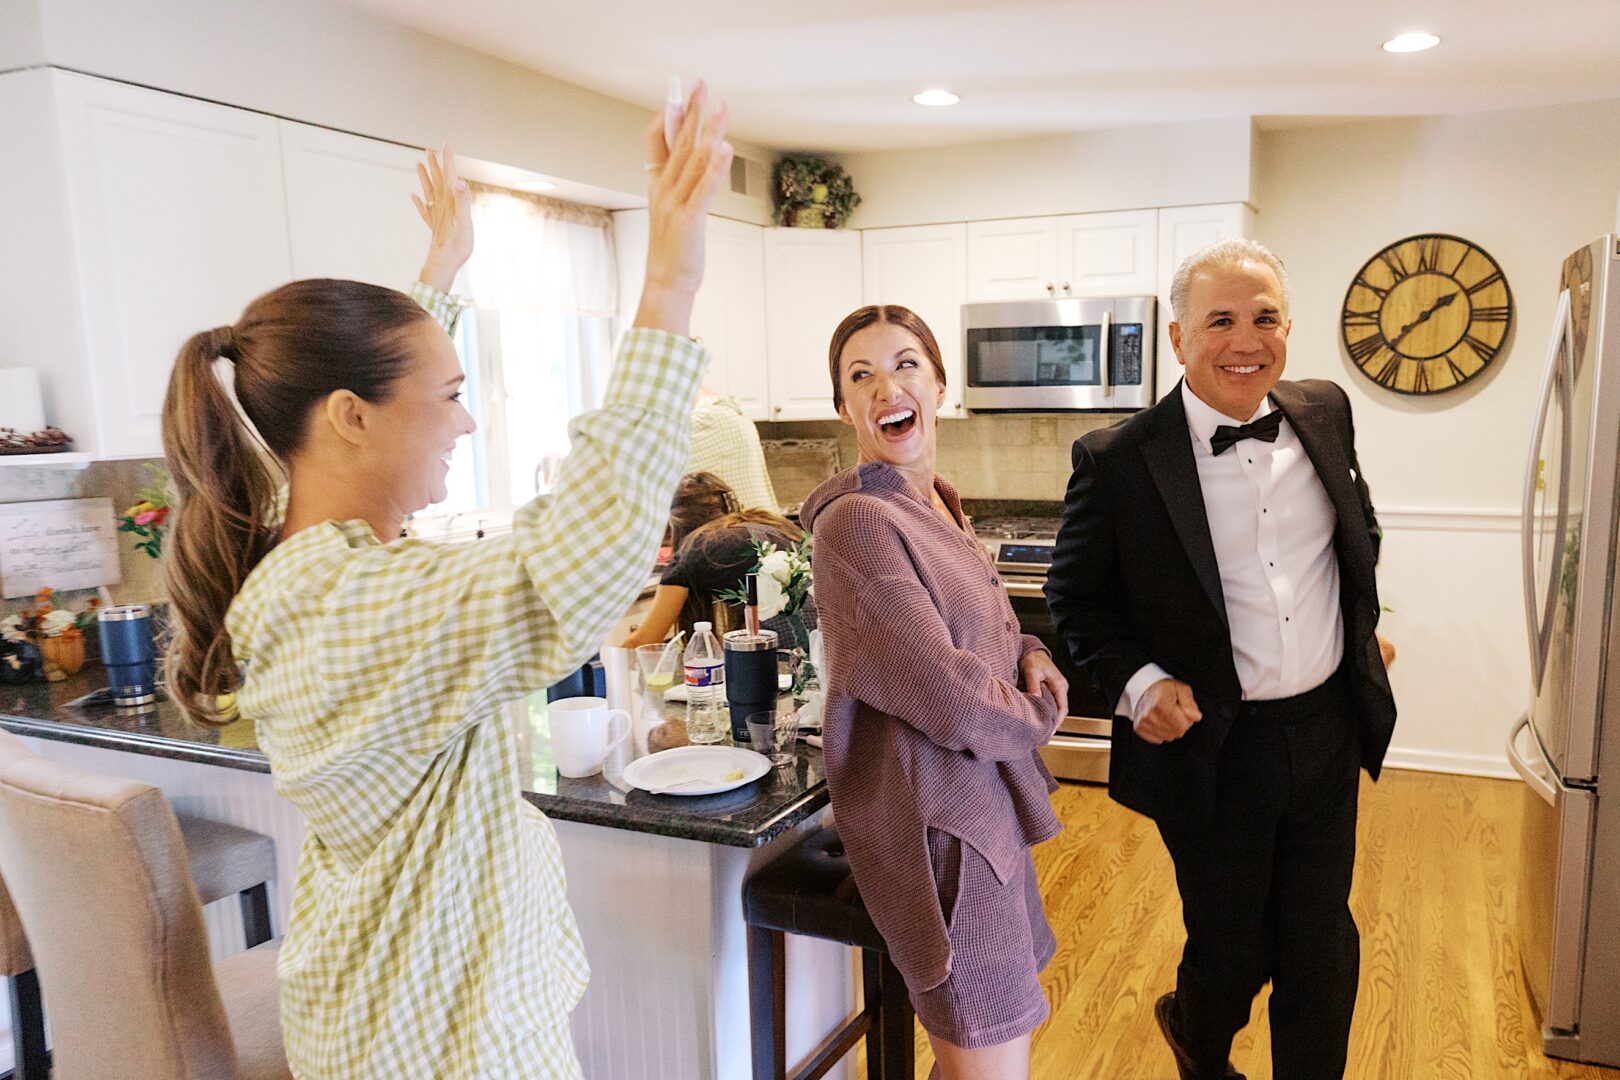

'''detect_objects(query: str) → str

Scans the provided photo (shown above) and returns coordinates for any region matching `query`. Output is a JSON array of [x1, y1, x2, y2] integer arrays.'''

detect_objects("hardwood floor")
[[892, 770, 1619, 1079]]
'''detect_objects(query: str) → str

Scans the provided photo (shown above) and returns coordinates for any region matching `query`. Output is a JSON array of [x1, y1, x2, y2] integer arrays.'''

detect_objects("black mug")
[[723, 628, 778, 744]]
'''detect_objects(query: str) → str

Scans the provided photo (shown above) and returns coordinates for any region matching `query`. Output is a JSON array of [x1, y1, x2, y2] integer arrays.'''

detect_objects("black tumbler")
[[723, 628, 778, 744], [98, 604, 156, 707]]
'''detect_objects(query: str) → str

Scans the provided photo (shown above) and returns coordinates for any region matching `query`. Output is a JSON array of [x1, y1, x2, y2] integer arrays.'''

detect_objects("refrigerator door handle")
[[1508, 712, 1559, 807], [1522, 288, 1573, 690]]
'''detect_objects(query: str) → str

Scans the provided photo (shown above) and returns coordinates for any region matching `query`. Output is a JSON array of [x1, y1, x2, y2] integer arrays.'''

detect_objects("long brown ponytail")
[[161, 279, 432, 726]]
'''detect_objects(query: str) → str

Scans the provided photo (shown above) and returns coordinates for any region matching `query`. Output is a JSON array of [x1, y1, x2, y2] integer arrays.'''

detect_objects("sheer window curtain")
[[457, 183, 619, 518]]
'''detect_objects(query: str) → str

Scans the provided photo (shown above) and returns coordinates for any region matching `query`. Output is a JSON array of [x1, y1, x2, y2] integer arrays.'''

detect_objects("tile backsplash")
[[0, 459, 166, 618], [758, 413, 1126, 510]]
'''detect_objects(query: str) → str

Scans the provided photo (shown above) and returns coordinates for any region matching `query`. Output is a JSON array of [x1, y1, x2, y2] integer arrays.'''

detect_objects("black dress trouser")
[[1155, 672, 1362, 1080]]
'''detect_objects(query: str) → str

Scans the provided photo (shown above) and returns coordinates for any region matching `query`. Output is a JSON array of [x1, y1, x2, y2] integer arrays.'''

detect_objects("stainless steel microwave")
[[962, 296, 1156, 412]]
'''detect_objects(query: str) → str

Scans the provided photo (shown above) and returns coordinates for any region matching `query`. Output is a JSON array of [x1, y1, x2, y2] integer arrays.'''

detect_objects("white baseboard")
[[1382, 744, 1516, 780]]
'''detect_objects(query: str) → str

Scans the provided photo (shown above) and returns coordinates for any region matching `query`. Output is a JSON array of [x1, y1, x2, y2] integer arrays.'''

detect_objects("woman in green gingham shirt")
[[159, 90, 735, 1078]]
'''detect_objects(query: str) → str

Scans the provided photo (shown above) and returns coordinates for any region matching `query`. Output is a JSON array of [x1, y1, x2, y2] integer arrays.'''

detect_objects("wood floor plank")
[[871, 770, 1620, 1079]]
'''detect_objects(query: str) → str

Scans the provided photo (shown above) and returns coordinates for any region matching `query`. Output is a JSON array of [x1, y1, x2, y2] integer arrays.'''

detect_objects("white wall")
[[0, 0, 44, 71], [842, 117, 1254, 229], [1253, 98, 1620, 775], [28, 0, 773, 224]]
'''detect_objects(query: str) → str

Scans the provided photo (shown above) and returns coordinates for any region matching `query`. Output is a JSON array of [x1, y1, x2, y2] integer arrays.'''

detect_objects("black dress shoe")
[[1154, 993, 1247, 1080]]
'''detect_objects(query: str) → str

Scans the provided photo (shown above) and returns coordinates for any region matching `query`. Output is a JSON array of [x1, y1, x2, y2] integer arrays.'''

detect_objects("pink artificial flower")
[[134, 510, 157, 526]]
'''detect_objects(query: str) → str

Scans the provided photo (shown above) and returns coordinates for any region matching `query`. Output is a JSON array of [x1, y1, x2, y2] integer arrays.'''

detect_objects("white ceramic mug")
[[549, 696, 632, 778]]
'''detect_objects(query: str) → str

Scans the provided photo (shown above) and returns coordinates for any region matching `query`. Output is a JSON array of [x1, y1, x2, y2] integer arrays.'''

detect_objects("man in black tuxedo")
[[1045, 239, 1396, 1080]]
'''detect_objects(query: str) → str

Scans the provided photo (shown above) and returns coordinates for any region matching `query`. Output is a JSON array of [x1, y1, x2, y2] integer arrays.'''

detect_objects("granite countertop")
[[0, 663, 828, 849], [0, 667, 269, 771]]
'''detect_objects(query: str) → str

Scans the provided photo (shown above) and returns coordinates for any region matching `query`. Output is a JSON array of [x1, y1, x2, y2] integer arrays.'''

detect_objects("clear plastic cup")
[[636, 641, 682, 702], [748, 708, 799, 766]]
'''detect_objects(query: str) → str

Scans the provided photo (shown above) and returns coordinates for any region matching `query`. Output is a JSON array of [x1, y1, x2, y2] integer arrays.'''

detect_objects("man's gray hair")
[[1169, 238, 1291, 322]]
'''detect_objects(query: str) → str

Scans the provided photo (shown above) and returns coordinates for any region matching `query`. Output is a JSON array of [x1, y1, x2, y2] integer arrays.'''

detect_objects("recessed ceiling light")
[[515, 178, 557, 193], [912, 89, 960, 107], [1382, 31, 1440, 53]]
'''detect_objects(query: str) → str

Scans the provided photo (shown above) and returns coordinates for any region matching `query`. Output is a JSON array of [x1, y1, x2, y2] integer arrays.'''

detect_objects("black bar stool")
[[744, 825, 915, 1080]]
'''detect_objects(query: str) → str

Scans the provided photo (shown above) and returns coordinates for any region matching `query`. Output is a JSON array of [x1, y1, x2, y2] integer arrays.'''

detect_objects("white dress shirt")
[[1120, 386, 1344, 716]]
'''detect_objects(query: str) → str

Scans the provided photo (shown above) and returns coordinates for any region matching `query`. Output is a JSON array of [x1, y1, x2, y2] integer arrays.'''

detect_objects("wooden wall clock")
[[1341, 233, 1513, 395]]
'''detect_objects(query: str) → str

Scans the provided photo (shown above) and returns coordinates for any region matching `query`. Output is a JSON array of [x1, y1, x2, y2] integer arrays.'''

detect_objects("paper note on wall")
[[0, 498, 123, 598]]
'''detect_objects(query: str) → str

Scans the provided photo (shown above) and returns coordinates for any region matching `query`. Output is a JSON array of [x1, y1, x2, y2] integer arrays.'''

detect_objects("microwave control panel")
[[1112, 324, 1144, 386]]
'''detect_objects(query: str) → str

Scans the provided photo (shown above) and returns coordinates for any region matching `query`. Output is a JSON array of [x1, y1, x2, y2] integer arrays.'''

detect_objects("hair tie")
[[214, 325, 239, 361]]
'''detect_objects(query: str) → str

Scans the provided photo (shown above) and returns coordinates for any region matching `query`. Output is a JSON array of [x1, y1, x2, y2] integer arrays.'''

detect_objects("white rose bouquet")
[[718, 536, 818, 702], [718, 537, 812, 627]]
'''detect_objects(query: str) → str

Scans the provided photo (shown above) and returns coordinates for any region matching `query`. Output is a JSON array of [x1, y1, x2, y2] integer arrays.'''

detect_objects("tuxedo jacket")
[[1044, 379, 1398, 825]]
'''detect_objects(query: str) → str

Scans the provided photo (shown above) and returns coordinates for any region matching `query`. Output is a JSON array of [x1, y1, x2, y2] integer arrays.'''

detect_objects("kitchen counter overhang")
[[0, 665, 828, 848]]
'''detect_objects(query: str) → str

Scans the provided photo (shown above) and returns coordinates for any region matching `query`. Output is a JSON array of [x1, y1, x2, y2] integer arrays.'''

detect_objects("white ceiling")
[[344, 0, 1620, 152]]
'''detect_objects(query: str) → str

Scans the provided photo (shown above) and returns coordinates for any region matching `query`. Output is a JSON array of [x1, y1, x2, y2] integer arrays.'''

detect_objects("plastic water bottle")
[[684, 621, 727, 745]]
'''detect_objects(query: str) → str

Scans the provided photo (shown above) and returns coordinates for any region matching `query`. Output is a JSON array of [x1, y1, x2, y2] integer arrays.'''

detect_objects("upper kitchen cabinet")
[[612, 211, 771, 418], [861, 224, 969, 418], [764, 229, 862, 421], [967, 210, 1157, 301], [0, 70, 293, 460], [1058, 210, 1157, 297], [1154, 203, 1255, 397], [697, 217, 771, 420], [966, 218, 1060, 301], [1156, 203, 1256, 295], [55, 73, 293, 459], [280, 121, 425, 287]]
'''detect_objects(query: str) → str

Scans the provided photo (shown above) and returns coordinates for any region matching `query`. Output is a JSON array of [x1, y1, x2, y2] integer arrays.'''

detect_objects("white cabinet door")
[[1155, 203, 1255, 398], [280, 121, 425, 288], [613, 212, 769, 419], [1058, 209, 1157, 297], [54, 72, 292, 459], [709, 218, 770, 420], [1157, 203, 1255, 300], [966, 218, 1060, 301], [686, 222, 729, 394], [861, 224, 968, 419], [765, 229, 862, 421]]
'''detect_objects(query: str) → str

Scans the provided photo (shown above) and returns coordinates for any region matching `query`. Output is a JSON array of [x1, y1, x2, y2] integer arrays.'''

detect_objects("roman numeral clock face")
[[1341, 234, 1513, 395]]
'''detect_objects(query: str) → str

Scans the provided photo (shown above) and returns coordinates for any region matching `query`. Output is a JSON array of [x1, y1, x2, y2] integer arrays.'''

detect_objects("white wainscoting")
[[12, 737, 304, 959], [1373, 506, 1527, 779], [3, 738, 855, 1080]]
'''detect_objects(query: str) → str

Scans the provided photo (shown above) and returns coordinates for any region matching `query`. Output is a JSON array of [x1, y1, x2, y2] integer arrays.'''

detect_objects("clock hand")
[[1392, 291, 1459, 347]]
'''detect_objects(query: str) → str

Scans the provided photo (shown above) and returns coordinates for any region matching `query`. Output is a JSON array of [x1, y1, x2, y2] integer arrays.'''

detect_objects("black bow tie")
[[1209, 409, 1284, 456]]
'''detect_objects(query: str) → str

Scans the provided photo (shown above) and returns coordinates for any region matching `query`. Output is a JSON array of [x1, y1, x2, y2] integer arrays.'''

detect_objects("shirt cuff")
[[409, 279, 467, 335], [1119, 662, 1173, 720], [606, 327, 709, 417], [1018, 634, 1049, 662]]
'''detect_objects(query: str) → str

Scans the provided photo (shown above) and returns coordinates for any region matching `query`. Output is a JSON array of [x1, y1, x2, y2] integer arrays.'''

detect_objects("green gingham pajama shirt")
[[228, 287, 704, 1077]]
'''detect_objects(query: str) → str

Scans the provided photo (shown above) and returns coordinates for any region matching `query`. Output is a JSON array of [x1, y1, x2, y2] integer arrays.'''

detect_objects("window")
[[413, 185, 618, 539]]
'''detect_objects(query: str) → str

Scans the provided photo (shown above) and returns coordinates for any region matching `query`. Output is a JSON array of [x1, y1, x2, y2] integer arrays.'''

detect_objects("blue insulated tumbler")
[[723, 628, 779, 743], [98, 604, 156, 707]]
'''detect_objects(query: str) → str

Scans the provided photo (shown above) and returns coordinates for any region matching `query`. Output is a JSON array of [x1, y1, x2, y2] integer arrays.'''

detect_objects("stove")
[[971, 514, 1111, 784]]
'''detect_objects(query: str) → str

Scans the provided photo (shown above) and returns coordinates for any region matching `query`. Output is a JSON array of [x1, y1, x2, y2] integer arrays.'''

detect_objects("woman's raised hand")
[[634, 80, 733, 336], [413, 144, 474, 294]]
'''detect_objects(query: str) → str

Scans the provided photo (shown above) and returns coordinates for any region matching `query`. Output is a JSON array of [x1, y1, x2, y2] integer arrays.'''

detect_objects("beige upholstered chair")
[[0, 731, 289, 1079], [2, 867, 47, 1078]]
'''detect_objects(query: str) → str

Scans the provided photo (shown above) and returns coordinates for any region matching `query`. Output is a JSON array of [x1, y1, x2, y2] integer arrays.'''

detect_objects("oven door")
[[1002, 575, 1113, 782]]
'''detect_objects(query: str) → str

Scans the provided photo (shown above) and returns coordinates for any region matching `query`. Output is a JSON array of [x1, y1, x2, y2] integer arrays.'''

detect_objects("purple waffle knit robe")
[[800, 462, 1063, 993]]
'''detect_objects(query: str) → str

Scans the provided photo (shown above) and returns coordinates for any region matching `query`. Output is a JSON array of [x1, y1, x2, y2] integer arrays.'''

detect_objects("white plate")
[[622, 746, 771, 796], [663, 674, 790, 703]]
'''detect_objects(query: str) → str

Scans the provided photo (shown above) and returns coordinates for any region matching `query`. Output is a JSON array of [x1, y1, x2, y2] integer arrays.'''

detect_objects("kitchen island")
[[1, 667, 855, 1080]]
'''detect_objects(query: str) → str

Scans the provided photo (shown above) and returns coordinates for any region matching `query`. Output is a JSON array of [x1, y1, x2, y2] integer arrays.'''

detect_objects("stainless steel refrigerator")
[[1509, 234, 1620, 1067]]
